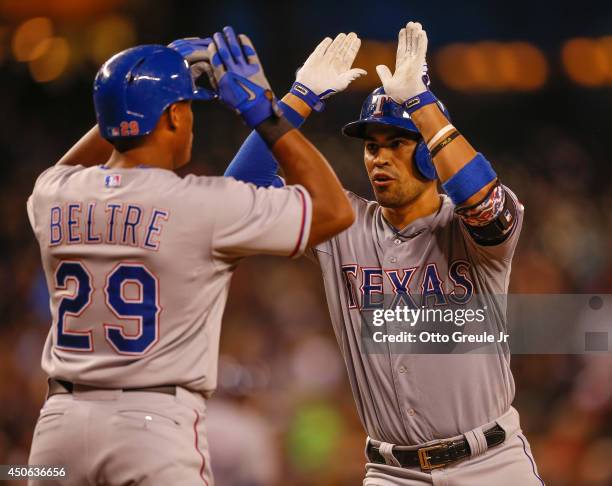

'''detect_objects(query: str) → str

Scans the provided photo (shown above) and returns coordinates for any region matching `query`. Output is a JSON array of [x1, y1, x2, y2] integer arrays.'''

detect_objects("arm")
[[224, 94, 311, 187], [207, 27, 355, 246], [261, 121, 351, 245], [220, 33, 363, 188], [56, 125, 113, 167], [377, 22, 516, 245], [410, 104, 494, 206]]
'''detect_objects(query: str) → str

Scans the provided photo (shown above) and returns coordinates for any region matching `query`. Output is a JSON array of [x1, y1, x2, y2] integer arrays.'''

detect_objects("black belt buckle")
[[417, 441, 449, 471]]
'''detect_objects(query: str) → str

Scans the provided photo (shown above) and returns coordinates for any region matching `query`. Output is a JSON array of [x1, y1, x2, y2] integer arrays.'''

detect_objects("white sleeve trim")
[[289, 185, 312, 258]]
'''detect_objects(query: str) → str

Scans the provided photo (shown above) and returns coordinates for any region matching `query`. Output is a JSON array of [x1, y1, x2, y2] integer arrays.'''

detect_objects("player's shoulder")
[[499, 184, 524, 212], [201, 175, 308, 200], [328, 190, 379, 240], [345, 190, 370, 205], [33, 164, 179, 191], [177, 175, 278, 210], [182, 174, 263, 198], [345, 190, 379, 216], [30, 164, 95, 201], [33, 164, 86, 189]]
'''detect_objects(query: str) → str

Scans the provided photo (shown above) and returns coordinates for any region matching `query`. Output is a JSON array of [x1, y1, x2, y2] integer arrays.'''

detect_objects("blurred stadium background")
[[1, 0, 611, 484]]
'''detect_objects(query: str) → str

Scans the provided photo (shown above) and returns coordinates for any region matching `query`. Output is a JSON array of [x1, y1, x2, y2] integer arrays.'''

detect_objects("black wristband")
[[430, 130, 460, 157], [255, 115, 294, 148]]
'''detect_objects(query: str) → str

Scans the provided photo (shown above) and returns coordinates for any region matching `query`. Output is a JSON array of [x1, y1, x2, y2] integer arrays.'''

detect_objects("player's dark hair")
[[110, 104, 184, 153]]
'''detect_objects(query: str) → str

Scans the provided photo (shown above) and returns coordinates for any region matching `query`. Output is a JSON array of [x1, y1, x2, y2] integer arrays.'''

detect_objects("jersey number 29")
[[54, 261, 160, 355]]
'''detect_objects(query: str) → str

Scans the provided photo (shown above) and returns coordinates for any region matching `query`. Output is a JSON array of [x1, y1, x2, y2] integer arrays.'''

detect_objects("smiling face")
[[363, 124, 433, 208]]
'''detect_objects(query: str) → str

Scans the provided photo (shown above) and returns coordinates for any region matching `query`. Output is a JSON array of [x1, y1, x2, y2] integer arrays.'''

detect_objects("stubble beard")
[[373, 179, 427, 209]]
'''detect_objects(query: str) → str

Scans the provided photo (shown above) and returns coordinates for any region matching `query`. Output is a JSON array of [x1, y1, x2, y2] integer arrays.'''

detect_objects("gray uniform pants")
[[363, 407, 544, 486], [28, 386, 213, 486]]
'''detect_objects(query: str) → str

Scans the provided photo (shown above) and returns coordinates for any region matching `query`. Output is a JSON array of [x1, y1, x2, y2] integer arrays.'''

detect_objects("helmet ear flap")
[[414, 140, 437, 180]]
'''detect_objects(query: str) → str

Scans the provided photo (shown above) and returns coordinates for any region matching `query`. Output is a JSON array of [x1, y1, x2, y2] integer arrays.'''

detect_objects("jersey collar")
[[379, 195, 452, 240]]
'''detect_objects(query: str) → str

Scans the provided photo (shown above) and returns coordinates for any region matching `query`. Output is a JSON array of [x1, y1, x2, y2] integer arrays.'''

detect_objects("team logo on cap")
[[104, 174, 122, 188], [372, 95, 391, 117]]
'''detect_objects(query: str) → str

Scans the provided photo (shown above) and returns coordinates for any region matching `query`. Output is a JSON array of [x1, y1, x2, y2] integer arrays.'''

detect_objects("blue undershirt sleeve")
[[224, 101, 306, 187]]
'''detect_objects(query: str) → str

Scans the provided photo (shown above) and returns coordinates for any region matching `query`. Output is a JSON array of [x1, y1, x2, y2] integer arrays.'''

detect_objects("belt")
[[47, 378, 177, 398], [366, 424, 506, 471]]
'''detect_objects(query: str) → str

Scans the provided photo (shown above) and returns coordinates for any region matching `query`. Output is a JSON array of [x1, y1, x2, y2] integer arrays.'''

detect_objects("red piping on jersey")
[[289, 187, 307, 258], [192, 410, 209, 486]]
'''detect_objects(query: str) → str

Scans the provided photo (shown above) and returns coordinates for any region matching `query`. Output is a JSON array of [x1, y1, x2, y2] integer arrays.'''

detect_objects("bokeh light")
[[0, 0, 126, 21], [11, 17, 53, 62], [287, 402, 344, 472], [562, 37, 612, 86], [510, 42, 548, 90], [349, 40, 395, 91], [28, 37, 70, 82], [435, 41, 548, 92], [0, 26, 9, 64], [353, 40, 548, 93]]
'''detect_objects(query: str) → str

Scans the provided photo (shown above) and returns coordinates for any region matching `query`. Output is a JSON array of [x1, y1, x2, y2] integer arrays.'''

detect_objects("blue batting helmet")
[[93, 44, 215, 141], [342, 87, 449, 180]]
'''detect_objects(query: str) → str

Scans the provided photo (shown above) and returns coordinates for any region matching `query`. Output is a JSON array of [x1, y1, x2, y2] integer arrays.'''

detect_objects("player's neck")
[[104, 144, 175, 170], [381, 185, 441, 230]]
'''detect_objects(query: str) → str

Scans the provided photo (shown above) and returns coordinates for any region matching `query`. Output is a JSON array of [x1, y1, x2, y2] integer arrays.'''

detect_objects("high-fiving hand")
[[168, 37, 216, 88], [208, 27, 282, 127], [292, 33, 366, 111], [376, 22, 429, 104], [170, 27, 281, 128]]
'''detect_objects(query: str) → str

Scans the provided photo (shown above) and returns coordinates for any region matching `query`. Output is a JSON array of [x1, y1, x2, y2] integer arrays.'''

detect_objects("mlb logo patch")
[[105, 174, 121, 188]]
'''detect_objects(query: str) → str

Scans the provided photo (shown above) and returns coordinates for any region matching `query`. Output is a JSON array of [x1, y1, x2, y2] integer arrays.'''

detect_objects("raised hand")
[[168, 37, 217, 88], [376, 22, 429, 104], [207, 26, 282, 127], [292, 33, 366, 111]]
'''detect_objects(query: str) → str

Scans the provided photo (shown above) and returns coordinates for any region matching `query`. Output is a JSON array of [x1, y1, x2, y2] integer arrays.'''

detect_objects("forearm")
[[273, 94, 313, 181], [56, 126, 113, 167], [412, 103, 514, 243], [411, 105, 495, 206], [258, 121, 353, 245], [224, 96, 313, 186], [223, 30, 361, 189]]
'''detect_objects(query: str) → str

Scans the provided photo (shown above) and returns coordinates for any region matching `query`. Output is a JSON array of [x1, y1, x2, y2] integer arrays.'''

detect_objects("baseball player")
[[26, 27, 354, 485], [186, 23, 543, 485]]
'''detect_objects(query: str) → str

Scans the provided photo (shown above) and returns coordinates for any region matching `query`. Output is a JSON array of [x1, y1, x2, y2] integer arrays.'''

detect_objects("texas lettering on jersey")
[[313, 190, 525, 444], [341, 260, 474, 310], [48, 202, 169, 250]]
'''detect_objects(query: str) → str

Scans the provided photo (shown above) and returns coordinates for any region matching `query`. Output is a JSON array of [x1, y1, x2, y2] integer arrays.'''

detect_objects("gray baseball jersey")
[[27, 164, 311, 397], [313, 188, 524, 445]]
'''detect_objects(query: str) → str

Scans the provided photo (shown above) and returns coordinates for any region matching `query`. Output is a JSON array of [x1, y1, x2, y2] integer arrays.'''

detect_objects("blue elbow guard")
[[442, 153, 497, 205]]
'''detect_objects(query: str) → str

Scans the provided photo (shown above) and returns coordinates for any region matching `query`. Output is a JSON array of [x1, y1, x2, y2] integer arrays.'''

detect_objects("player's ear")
[[167, 103, 180, 131]]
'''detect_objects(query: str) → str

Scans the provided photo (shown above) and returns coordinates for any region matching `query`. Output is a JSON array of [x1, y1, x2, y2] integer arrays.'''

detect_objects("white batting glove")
[[291, 32, 366, 111], [376, 22, 429, 104]]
